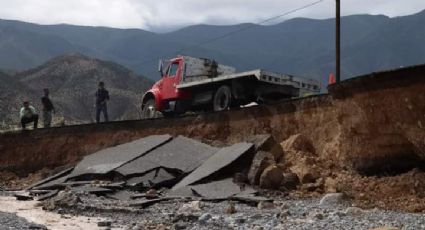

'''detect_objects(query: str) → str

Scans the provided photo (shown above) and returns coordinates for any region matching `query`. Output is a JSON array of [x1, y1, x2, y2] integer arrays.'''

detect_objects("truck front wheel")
[[213, 85, 232, 112], [141, 99, 158, 119]]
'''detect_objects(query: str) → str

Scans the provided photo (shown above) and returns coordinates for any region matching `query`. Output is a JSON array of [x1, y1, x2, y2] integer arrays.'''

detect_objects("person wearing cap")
[[41, 88, 55, 128], [20, 101, 39, 130], [95, 81, 110, 123]]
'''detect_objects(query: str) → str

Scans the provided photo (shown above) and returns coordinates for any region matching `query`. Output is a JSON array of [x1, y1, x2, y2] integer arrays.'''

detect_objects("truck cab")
[[141, 56, 188, 118]]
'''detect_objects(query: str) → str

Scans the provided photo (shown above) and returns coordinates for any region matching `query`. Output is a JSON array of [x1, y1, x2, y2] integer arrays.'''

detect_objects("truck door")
[[161, 60, 181, 100]]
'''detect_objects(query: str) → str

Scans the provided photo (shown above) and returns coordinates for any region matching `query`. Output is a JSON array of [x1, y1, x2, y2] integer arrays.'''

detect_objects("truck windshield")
[[167, 63, 179, 77]]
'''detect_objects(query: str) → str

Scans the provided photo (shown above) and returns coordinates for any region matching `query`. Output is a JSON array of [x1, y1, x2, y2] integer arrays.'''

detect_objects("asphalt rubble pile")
[[18, 134, 280, 208]]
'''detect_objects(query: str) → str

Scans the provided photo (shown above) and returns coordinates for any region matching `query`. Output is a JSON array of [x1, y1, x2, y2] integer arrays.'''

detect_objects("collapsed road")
[[0, 64, 425, 229]]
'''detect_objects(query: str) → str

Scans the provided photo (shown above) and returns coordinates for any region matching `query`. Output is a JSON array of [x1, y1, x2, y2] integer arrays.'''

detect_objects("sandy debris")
[[0, 196, 108, 230]]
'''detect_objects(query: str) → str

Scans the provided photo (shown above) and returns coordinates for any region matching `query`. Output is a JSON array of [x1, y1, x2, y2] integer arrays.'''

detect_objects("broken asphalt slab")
[[32, 174, 70, 190], [167, 178, 257, 200], [172, 142, 254, 190], [26, 167, 74, 190], [115, 136, 218, 176], [36, 190, 59, 201], [126, 168, 176, 188], [68, 135, 172, 178], [71, 185, 112, 195]]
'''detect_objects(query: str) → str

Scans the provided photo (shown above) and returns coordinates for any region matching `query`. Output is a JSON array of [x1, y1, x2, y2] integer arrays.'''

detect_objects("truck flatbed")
[[177, 69, 320, 93]]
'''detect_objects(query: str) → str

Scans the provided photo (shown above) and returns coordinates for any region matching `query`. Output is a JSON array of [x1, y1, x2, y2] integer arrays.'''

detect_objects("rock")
[[178, 201, 203, 213], [319, 193, 345, 206], [308, 211, 325, 220], [155, 224, 167, 230], [345, 207, 364, 216], [259, 165, 284, 189], [248, 151, 276, 185], [233, 173, 248, 184], [14, 194, 33, 201], [250, 213, 263, 219], [173, 223, 187, 230], [253, 226, 264, 230], [146, 188, 157, 198], [225, 201, 236, 214], [29, 224, 48, 230], [224, 216, 235, 224], [233, 214, 246, 224], [280, 134, 315, 154], [257, 201, 275, 209], [98, 221, 112, 227], [369, 227, 400, 230], [324, 177, 338, 193], [280, 209, 291, 218], [290, 163, 319, 184], [198, 213, 212, 223], [42, 191, 81, 211], [300, 178, 324, 192], [280, 172, 300, 190]]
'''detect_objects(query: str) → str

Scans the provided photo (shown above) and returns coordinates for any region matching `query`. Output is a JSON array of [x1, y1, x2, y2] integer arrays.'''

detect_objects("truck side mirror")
[[158, 60, 164, 77]]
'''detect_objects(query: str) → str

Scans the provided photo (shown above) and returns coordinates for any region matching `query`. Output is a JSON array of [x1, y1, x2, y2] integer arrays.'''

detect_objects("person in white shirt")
[[20, 101, 39, 130]]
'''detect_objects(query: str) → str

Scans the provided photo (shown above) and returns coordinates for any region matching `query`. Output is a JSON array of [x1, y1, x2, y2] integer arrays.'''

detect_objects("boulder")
[[246, 135, 284, 161], [259, 165, 284, 189], [42, 190, 81, 211], [257, 201, 275, 209], [198, 213, 212, 223], [280, 172, 300, 190], [178, 201, 203, 213], [319, 193, 345, 206], [225, 201, 236, 214], [248, 151, 276, 185], [324, 177, 338, 193], [369, 227, 399, 230], [280, 134, 315, 154], [290, 163, 320, 184], [345, 207, 364, 216]]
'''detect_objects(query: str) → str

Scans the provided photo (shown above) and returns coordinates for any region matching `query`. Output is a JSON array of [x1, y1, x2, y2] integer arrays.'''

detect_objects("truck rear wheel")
[[141, 99, 158, 119], [213, 85, 232, 112]]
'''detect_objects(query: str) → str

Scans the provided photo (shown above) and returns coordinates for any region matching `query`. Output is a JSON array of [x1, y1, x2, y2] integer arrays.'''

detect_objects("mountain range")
[[0, 10, 425, 85], [0, 54, 152, 129]]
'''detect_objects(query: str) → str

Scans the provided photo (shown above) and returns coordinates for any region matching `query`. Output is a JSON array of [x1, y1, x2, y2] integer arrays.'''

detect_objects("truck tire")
[[213, 85, 232, 112], [141, 99, 158, 119]]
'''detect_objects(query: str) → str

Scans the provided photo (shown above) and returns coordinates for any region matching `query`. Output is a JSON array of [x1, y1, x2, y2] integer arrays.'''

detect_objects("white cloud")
[[0, 0, 424, 31]]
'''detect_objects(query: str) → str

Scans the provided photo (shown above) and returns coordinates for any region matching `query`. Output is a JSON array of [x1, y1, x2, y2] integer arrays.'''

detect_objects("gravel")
[[0, 211, 47, 230], [41, 192, 425, 230], [2, 189, 424, 230]]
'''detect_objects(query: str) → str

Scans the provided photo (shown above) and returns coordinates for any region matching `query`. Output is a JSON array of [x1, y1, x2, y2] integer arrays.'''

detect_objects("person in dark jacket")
[[20, 101, 38, 130], [95, 81, 110, 123], [41, 88, 55, 128]]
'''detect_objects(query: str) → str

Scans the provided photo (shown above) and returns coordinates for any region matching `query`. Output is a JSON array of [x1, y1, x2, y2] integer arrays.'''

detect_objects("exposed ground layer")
[[1, 65, 425, 211]]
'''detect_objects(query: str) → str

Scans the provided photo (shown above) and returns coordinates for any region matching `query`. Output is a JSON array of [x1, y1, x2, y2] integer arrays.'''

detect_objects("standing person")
[[20, 101, 39, 130], [95, 81, 110, 123], [41, 88, 55, 128]]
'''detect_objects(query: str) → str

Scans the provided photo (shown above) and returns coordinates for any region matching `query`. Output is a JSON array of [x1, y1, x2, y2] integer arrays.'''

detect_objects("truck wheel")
[[141, 99, 158, 119], [213, 85, 232, 112]]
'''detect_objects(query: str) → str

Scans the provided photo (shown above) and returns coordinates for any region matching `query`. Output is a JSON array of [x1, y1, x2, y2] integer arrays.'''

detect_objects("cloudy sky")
[[0, 0, 424, 32]]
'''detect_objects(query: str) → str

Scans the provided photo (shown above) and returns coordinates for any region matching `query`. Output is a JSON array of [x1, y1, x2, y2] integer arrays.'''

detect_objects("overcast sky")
[[0, 0, 424, 32]]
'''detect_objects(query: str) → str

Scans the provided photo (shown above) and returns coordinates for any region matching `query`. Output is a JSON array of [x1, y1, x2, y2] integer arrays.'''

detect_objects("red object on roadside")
[[328, 73, 336, 85]]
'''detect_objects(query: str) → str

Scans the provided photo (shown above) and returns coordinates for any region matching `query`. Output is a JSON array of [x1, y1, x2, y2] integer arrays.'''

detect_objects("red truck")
[[141, 56, 320, 119]]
